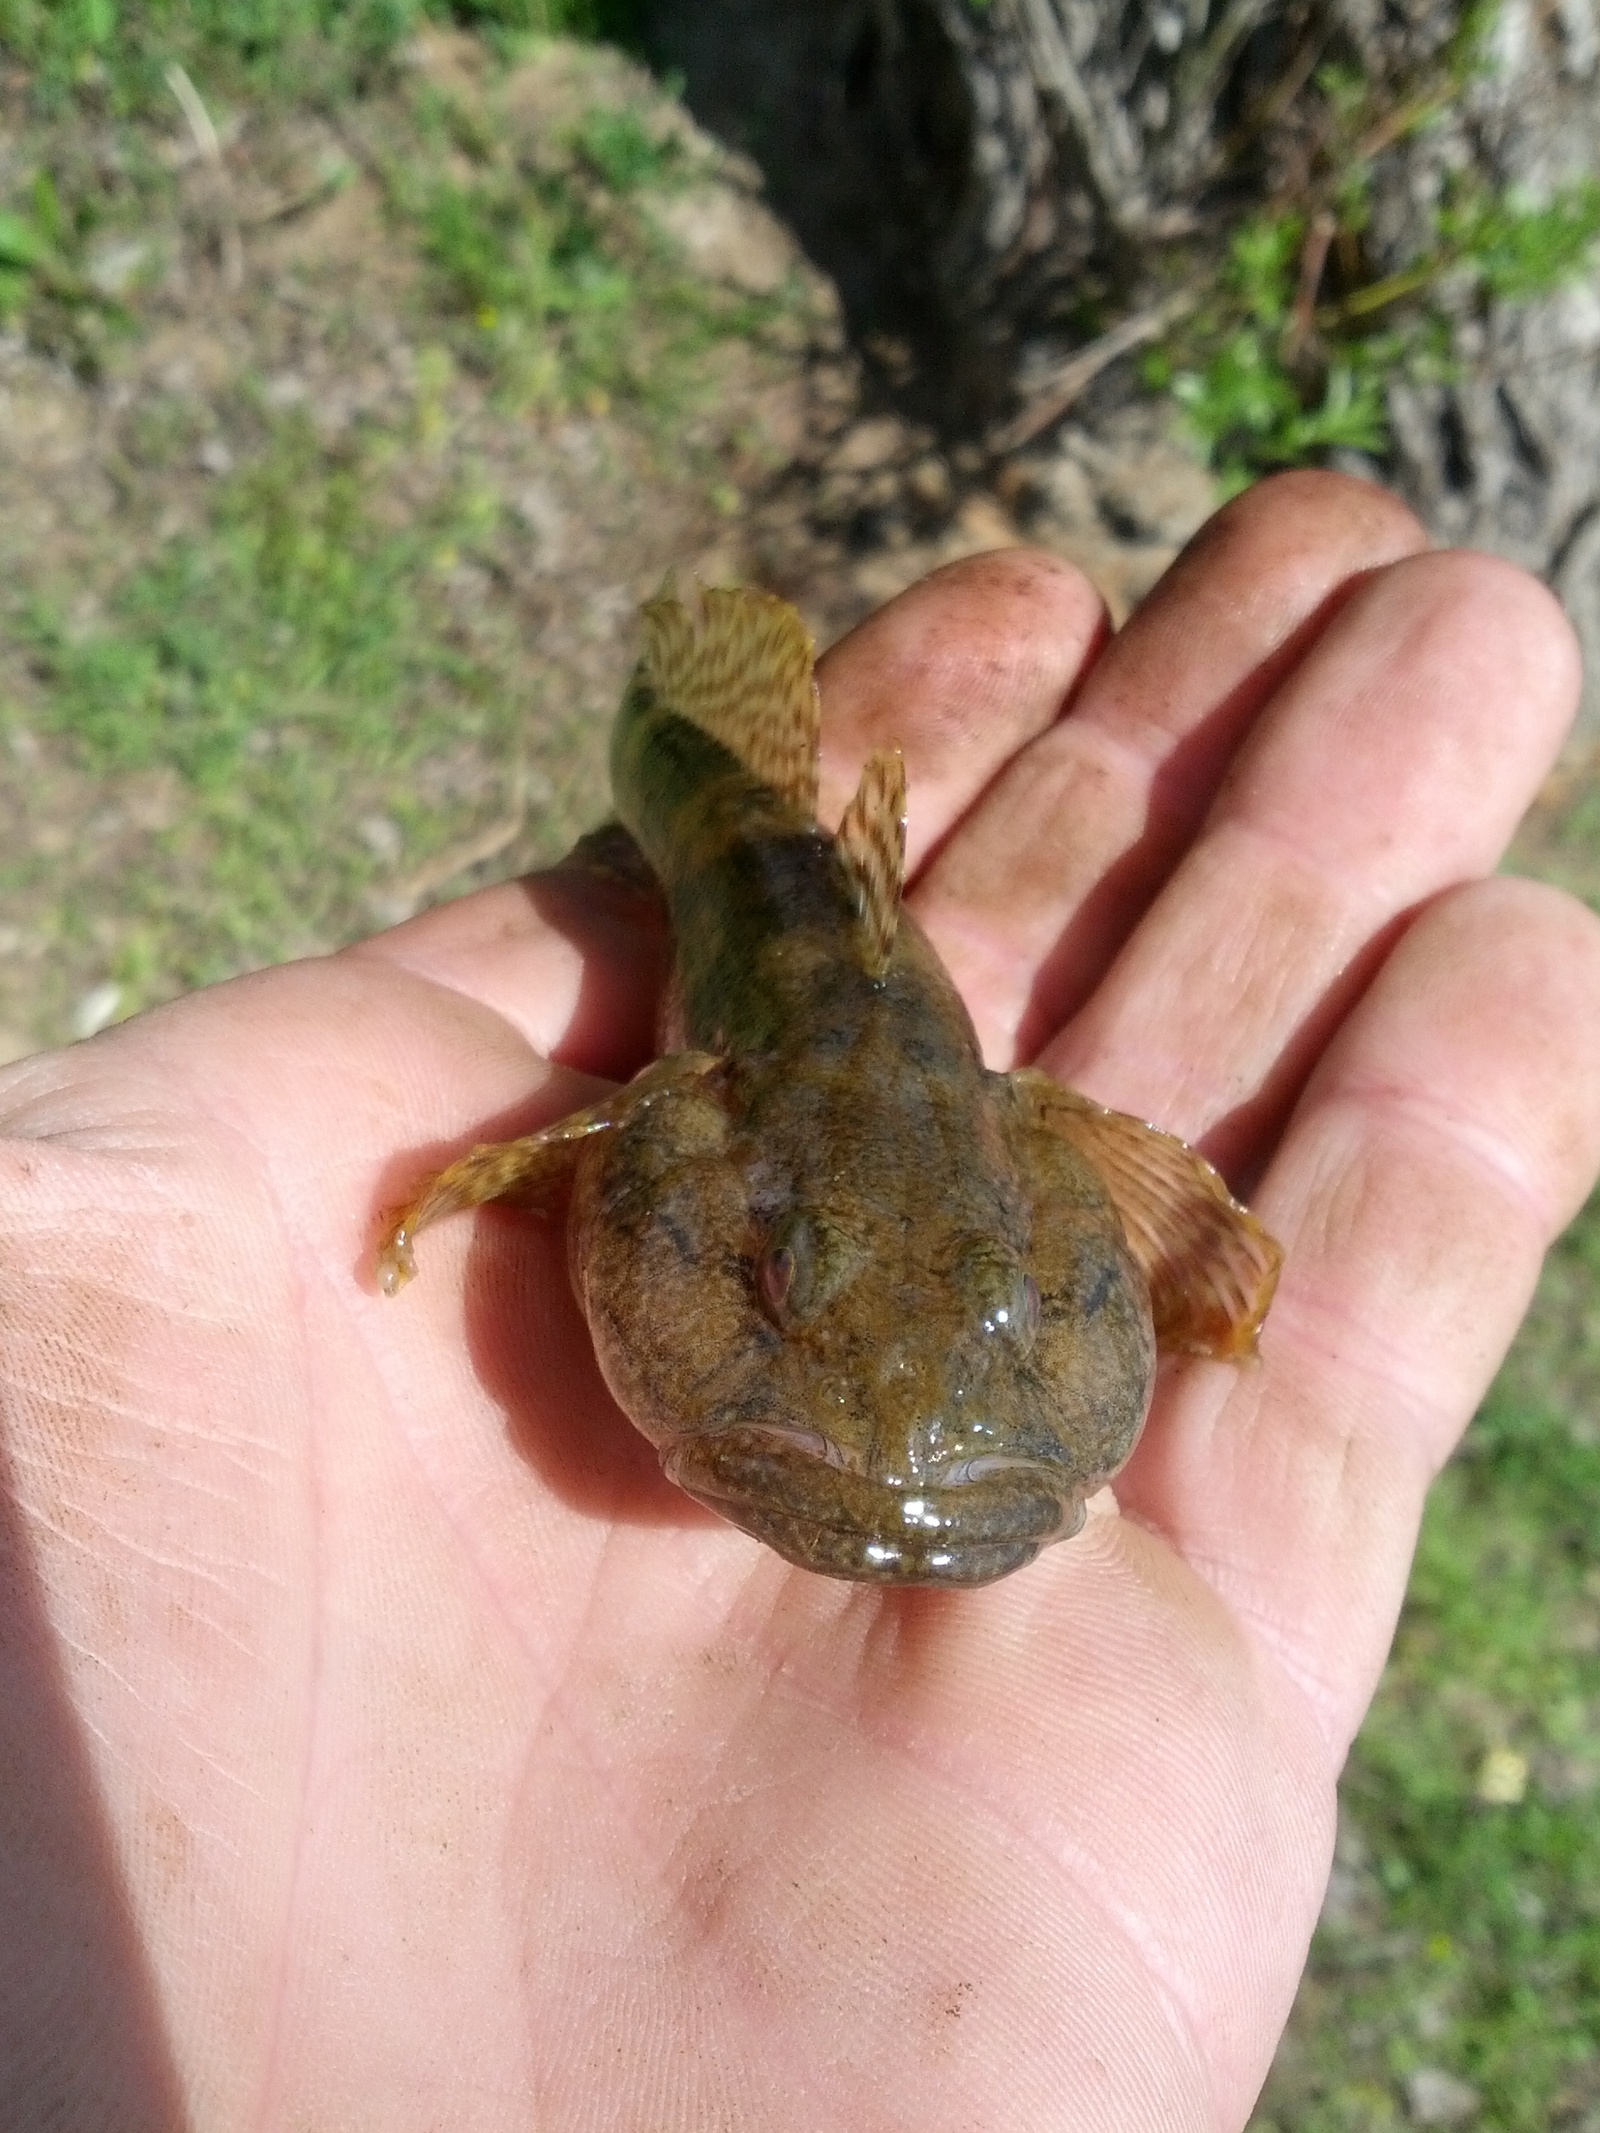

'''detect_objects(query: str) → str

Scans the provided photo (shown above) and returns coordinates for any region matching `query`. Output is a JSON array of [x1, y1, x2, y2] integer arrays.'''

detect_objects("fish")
[[377, 583, 1281, 1586]]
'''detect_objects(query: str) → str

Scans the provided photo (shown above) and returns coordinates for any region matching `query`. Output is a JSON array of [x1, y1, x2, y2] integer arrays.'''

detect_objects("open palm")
[[3, 471, 1598, 2133]]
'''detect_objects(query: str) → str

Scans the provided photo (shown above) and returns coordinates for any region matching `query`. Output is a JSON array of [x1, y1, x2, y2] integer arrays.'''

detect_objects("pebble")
[[1474, 1746, 1528, 1804], [1405, 2065, 1482, 2125], [357, 814, 404, 864], [71, 982, 123, 1041]]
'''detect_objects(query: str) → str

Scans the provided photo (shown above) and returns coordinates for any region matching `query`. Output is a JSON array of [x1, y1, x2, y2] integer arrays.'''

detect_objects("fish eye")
[[758, 1242, 796, 1320], [957, 1240, 1039, 1350], [756, 1211, 862, 1327]]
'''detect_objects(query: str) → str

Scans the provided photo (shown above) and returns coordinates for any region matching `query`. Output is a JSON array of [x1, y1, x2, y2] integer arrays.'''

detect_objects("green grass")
[[0, 0, 623, 109], [11, 415, 536, 989], [1147, 174, 1600, 488], [1354, 1389, 1600, 2117], [0, 0, 653, 366], [391, 91, 775, 421]]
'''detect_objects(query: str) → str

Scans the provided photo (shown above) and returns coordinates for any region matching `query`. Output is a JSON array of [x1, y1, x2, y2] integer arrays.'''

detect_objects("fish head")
[[577, 1105, 1156, 1582], [661, 1200, 1154, 1584]]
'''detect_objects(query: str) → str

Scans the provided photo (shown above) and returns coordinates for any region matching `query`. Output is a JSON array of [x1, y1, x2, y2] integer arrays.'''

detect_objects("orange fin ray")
[[639, 580, 819, 819], [834, 746, 907, 980], [1010, 1069, 1282, 1359], [376, 1052, 723, 1297]]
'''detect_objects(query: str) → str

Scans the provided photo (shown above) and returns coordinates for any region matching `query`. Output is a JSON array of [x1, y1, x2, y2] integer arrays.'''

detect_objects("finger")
[[349, 863, 670, 1081], [1043, 549, 1582, 1168], [910, 471, 1428, 1063], [814, 548, 1108, 866], [1118, 877, 1600, 1754]]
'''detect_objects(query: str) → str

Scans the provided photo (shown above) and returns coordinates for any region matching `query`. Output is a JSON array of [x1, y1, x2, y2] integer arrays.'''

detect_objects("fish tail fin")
[[639, 579, 820, 820], [835, 745, 907, 979]]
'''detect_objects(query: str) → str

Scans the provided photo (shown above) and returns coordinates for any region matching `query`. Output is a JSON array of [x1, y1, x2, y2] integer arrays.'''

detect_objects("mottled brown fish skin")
[[572, 669, 1157, 1584], [377, 586, 1281, 1586]]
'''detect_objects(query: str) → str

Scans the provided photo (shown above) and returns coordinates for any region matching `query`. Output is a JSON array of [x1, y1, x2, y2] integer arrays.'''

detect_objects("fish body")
[[379, 585, 1279, 1586]]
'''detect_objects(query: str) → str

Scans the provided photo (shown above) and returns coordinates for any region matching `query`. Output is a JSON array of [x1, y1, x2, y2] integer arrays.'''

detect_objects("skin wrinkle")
[[496, 1528, 708, 1880], [13, 1501, 260, 1604], [910, 576, 1449, 1059], [1046, 857, 1355, 1109], [909, 714, 1170, 1043], [883, 1642, 1225, 2108], [499, 1643, 802, 2133], [1214, 809, 1412, 922], [1178, 1544, 1382, 1756], [514, 1539, 1212, 2126], [1280, 1092, 1551, 1356], [34, 1352, 285, 1490], [1080, 478, 1425, 735], [52, 1629, 160, 1716], [239, 1189, 321, 2133], [19, 1492, 282, 1611], [1323, 1076, 1570, 1237], [1244, 549, 1575, 763], [857, 1578, 1297, 2073], [360, 932, 589, 1077], [82, 1420, 287, 1473], [1042, 565, 1577, 1133], [662, 1644, 1218, 2128], [349, 1289, 567, 1678], [44, 1481, 251, 1670], [1068, 829, 1425, 1092], [153, 1003, 614, 1807], [1258, 1287, 1460, 1452], [970, 680, 1176, 853], [163, 1733, 264, 1805]]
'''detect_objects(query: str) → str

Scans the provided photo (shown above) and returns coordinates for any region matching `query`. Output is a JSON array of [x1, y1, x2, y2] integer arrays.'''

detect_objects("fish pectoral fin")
[[834, 746, 907, 980], [640, 580, 820, 819], [1010, 1068, 1282, 1359], [376, 1051, 724, 1295]]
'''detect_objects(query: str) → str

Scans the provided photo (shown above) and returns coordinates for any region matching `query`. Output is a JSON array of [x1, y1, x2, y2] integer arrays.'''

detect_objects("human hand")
[[2, 471, 1596, 2131]]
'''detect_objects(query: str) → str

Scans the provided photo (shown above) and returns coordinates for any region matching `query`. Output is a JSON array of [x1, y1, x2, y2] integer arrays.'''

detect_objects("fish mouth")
[[663, 1426, 1080, 1587]]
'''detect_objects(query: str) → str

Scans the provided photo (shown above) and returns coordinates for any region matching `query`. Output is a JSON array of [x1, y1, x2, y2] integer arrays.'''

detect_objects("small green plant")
[[1144, 213, 1395, 486], [0, 202, 48, 320], [0, 167, 135, 367], [415, 163, 644, 407], [1150, 41, 1600, 484], [572, 103, 678, 193]]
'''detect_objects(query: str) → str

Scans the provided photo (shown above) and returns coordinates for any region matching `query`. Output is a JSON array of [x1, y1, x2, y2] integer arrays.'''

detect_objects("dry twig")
[[165, 62, 245, 291], [988, 284, 1202, 456]]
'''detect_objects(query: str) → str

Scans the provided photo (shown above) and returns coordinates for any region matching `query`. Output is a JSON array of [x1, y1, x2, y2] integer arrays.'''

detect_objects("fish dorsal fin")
[[639, 580, 820, 819], [835, 746, 907, 979]]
